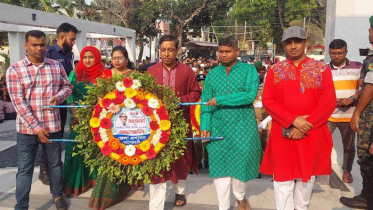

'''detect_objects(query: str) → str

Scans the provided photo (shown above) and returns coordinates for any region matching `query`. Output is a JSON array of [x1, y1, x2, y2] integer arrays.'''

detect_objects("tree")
[[81, 0, 161, 62], [159, 0, 233, 51], [231, 0, 325, 52], [0, 0, 56, 12]]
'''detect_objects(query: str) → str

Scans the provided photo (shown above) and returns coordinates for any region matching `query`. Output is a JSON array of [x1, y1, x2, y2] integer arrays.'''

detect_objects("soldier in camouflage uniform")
[[340, 16, 373, 210]]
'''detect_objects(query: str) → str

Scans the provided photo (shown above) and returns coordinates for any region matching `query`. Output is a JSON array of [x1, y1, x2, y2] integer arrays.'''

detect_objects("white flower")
[[124, 98, 136, 109], [131, 79, 142, 89], [116, 81, 126, 92], [156, 128, 162, 136], [124, 145, 136, 156], [152, 133, 161, 145], [101, 135, 109, 143], [99, 128, 109, 142], [99, 127, 107, 135], [108, 104, 120, 114], [153, 110, 161, 123], [148, 98, 159, 109], [99, 109, 108, 120]]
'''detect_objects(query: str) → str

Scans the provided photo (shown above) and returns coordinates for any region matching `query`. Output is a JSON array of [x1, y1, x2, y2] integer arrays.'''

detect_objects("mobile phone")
[[282, 127, 292, 137]]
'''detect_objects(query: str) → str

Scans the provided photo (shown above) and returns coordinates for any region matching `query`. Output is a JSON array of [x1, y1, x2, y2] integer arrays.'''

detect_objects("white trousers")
[[214, 177, 247, 210], [273, 176, 316, 210], [149, 180, 186, 210]]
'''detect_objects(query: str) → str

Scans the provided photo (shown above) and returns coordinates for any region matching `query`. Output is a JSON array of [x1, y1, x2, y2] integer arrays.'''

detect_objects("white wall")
[[325, 0, 373, 64]]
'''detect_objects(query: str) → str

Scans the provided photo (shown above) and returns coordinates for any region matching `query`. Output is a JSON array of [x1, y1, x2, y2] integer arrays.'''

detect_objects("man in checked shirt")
[[6, 30, 72, 210]]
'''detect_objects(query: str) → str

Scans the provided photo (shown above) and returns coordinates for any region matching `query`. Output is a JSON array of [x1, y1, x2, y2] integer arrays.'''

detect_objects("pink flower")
[[123, 78, 133, 88], [101, 98, 112, 108], [100, 118, 112, 129], [101, 142, 112, 156], [142, 106, 153, 116], [150, 121, 159, 130], [145, 148, 156, 159]]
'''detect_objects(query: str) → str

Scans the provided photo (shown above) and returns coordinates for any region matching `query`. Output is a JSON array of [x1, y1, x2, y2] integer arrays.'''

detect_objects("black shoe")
[[38, 163, 50, 185], [340, 195, 367, 209], [54, 197, 67, 210]]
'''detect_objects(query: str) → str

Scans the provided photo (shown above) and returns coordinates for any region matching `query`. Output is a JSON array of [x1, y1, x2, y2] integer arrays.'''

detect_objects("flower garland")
[[72, 72, 189, 185], [190, 98, 201, 135], [90, 77, 171, 165]]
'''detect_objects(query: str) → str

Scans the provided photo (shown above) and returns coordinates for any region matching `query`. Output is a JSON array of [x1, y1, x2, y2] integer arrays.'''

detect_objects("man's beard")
[[62, 41, 73, 52]]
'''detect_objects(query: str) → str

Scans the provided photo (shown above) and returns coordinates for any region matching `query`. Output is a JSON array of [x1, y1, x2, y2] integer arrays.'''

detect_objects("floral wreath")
[[89, 77, 172, 165], [190, 98, 201, 135], [72, 72, 188, 185]]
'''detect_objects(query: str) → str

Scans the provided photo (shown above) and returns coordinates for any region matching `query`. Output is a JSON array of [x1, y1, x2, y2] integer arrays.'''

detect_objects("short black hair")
[[25, 30, 46, 42], [329, 39, 347, 49], [219, 35, 238, 49], [56, 22, 78, 35], [159, 35, 179, 49]]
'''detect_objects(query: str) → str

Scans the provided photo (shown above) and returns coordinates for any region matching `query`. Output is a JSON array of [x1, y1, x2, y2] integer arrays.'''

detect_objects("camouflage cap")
[[370, 16, 373, 28]]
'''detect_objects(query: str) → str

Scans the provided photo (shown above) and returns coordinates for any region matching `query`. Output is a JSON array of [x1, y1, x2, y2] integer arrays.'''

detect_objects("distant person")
[[40, 22, 77, 186], [327, 39, 363, 183], [339, 15, 373, 210], [260, 26, 336, 210], [6, 30, 72, 210], [4, 92, 16, 120], [0, 99, 4, 123]]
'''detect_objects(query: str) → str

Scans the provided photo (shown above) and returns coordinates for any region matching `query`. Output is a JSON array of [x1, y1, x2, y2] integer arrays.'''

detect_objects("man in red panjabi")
[[147, 35, 201, 210], [260, 26, 336, 210]]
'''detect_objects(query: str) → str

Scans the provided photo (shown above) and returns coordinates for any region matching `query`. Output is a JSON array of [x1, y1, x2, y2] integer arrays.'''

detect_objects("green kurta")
[[201, 61, 262, 182]]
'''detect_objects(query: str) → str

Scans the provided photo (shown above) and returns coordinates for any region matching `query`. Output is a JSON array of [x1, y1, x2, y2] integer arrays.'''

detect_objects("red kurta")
[[147, 62, 201, 184], [260, 57, 337, 182]]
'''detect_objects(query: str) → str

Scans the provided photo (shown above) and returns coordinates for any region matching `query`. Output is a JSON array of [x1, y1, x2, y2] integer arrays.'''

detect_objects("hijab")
[[75, 46, 105, 84]]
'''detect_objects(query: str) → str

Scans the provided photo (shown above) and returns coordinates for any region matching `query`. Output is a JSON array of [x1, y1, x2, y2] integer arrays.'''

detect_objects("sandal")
[[236, 197, 251, 210], [174, 193, 187, 207]]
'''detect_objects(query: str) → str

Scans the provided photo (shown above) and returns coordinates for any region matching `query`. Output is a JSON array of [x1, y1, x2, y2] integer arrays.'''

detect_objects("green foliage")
[[72, 72, 189, 185], [0, 0, 55, 12], [230, 0, 324, 50], [159, 0, 233, 46]]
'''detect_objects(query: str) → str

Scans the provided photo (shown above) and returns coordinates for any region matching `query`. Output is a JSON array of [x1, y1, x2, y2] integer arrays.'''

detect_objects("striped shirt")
[[6, 56, 72, 134], [329, 59, 362, 122]]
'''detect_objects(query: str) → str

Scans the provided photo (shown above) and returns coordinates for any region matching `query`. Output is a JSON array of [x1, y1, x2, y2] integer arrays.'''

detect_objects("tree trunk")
[[137, 41, 144, 63], [277, 0, 286, 31], [175, 25, 184, 57]]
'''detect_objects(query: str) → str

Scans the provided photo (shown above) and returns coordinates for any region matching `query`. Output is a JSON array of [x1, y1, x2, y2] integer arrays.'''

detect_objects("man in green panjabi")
[[201, 35, 261, 210]]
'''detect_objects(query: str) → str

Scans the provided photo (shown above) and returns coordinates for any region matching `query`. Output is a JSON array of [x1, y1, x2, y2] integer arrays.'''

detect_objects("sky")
[[85, 0, 92, 5]]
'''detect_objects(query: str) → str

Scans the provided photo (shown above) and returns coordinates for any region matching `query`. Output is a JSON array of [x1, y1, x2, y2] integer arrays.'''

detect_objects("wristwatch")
[[350, 96, 357, 102]]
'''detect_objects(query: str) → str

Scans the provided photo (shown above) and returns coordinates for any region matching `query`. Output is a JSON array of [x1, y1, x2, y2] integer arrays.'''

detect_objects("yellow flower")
[[140, 154, 148, 161], [195, 105, 201, 125], [138, 140, 151, 152], [105, 92, 116, 99], [145, 93, 154, 100], [154, 143, 164, 152], [159, 120, 171, 131], [97, 141, 105, 148], [111, 153, 120, 160], [125, 88, 137, 98], [90, 117, 100, 128]]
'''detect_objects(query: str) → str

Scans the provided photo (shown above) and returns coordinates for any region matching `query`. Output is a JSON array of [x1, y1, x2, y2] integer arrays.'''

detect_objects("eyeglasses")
[[330, 52, 345, 56], [112, 57, 124, 61]]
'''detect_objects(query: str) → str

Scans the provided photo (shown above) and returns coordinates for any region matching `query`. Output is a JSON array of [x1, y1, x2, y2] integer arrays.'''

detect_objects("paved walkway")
[[0, 119, 361, 209]]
